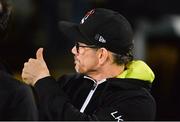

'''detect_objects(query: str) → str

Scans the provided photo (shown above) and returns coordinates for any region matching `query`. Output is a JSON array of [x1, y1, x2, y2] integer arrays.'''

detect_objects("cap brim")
[[58, 21, 87, 44]]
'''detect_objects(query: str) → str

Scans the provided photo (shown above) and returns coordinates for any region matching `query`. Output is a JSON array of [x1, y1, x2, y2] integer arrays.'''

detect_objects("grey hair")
[[111, 51, 133, 65]]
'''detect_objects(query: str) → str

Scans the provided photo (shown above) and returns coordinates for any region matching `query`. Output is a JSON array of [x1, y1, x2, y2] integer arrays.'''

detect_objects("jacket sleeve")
[[34, 76, 155, 121]]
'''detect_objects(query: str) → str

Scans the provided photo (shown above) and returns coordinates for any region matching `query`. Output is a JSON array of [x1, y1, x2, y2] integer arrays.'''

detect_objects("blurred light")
[[171, 15, 180, 37]]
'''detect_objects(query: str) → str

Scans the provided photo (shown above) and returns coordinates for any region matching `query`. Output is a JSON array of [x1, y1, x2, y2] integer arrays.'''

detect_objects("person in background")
[[22, 8, 156, 121], [0, 0, 38, 120]]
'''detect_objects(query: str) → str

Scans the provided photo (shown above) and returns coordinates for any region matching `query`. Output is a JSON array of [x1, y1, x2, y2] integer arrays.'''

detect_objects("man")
[[22, 8, 156, 121], [0, 0, 38, 120]]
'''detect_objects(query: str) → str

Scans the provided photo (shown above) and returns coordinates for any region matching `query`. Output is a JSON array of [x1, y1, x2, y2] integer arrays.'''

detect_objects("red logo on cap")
[[80, 9, 95, 24]]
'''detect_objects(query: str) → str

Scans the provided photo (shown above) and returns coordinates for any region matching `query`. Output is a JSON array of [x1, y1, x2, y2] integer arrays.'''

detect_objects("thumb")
[[36, 48, 44, 61]]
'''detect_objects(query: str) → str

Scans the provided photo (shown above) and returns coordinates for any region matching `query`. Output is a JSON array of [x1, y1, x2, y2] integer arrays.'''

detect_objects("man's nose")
[[71, 46, 77, 55]]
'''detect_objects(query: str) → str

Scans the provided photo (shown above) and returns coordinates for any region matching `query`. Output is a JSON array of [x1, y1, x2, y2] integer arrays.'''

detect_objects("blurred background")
[[1, 0, 180, 120]]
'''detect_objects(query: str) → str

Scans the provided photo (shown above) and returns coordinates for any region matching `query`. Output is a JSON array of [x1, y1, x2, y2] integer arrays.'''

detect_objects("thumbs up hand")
[[22, 48, 50, 86], [36, 47, 44, 61]]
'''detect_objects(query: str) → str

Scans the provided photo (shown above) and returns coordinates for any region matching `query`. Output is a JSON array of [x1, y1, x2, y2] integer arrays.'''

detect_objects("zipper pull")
[[92, 83, 97, 90]]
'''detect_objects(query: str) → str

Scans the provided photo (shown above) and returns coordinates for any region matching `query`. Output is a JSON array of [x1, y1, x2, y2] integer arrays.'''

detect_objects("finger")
[[21, 72, 28, 82], [24, 62, 28, 67], [28, 58, 36, 63], [36, 48, 44, 61]]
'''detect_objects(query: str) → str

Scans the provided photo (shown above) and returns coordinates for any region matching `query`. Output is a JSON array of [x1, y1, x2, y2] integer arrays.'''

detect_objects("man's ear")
[[97, 48, 109, 65]]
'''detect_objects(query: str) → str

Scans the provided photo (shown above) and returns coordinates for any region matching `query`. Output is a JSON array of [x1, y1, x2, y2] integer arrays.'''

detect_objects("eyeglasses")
[[75, 42, 99, 53]]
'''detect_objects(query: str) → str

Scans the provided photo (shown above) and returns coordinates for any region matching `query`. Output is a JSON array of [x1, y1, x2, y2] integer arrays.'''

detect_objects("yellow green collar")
[[116, 60, 155, 83]]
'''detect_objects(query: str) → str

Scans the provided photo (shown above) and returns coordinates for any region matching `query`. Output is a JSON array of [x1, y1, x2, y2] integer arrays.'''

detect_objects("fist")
[[22, 48, 50, 86]]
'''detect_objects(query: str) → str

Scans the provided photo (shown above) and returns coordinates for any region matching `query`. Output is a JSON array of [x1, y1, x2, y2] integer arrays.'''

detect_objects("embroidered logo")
[[95, 34, 106, 43], [111, 111, 123, 122], [80, 9, 95, 24]]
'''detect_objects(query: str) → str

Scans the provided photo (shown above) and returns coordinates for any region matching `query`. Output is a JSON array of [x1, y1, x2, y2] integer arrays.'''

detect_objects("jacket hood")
[[116, 60, 155, 83]]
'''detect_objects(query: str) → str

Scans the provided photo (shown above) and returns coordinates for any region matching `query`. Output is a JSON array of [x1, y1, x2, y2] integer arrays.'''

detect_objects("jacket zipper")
[[80, 76, 106, 113], [80, 82, 98, 113]]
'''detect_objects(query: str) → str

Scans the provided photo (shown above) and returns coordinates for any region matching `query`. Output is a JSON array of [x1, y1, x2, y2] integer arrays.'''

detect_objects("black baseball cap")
[[59, 8, 134, 55]]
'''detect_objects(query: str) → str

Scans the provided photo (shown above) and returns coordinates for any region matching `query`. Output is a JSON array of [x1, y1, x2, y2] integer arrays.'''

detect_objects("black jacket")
[[0, 71, 38, 120], [34, 60, 156, 121]]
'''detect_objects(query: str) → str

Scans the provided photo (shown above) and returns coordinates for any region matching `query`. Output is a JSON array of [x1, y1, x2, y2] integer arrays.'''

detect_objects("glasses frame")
[[75, 42, 99, 53]]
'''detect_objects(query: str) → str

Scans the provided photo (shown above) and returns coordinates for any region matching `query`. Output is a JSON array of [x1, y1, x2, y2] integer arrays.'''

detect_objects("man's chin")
[[75, 67, 85, 74], [75, 66, 79, 73], [75, 69, 79, 73]]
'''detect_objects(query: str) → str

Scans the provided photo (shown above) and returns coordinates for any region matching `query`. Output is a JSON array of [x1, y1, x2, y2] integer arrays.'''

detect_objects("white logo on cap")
[[99, 35, 106, 43], [80, 9, 95, 24], [95, 34, 106, 43]]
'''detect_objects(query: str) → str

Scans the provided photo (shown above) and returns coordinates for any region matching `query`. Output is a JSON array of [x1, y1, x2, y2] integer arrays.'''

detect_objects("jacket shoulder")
[[57, 73, 82, 87], [0, 71, 28, 91]]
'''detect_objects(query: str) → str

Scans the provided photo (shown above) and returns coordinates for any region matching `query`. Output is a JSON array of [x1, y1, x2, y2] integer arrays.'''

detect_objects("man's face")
[[71, 42, 100, 74]]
